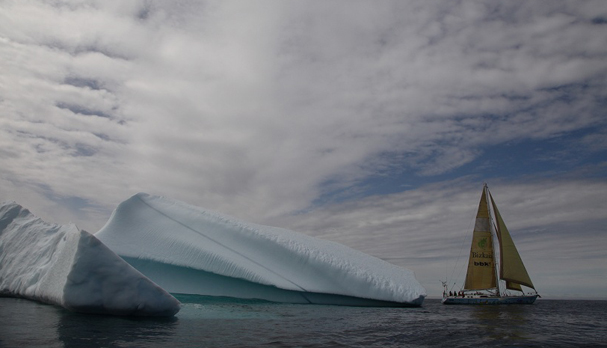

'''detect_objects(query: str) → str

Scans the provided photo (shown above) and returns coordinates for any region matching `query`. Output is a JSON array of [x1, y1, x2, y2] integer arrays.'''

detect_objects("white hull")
[[442, 294, 538, 305]]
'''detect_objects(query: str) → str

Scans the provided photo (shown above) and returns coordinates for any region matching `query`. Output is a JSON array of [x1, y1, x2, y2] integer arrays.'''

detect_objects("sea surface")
[[0, 295, 605, 347]]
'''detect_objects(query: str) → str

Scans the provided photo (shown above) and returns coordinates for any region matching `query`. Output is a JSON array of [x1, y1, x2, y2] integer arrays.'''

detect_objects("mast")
[[486, 184, 502, 297]]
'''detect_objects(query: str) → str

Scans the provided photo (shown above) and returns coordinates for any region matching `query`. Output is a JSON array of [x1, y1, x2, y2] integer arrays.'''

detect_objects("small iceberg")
[[0, 202, 180, 316], [96, 193, 426, 306]]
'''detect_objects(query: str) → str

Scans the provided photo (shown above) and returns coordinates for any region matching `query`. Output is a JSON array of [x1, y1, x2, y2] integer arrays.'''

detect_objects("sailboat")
[[442, 184, 539, 305]]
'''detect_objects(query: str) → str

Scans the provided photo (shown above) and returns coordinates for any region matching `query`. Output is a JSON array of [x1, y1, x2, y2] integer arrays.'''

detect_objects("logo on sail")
[[474, 261, 491, 267], [477, 238, 487, 249], [472, 239, 493, 267]]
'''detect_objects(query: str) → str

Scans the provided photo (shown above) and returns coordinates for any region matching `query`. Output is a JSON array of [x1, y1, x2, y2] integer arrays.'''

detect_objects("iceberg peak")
[[0, 201, 180, 316]]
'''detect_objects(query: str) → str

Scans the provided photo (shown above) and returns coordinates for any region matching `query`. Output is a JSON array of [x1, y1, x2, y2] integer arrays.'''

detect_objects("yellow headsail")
[[490, 193, 535, 290]]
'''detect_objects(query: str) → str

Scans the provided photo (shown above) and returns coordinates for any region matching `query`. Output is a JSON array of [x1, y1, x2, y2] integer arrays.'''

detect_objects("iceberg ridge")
[[95, 193, 426, 306], [0, 202, 180, 316]]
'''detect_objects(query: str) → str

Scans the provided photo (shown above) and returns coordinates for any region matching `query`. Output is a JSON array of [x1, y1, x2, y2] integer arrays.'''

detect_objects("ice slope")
[[0, 202, 180, 316], [95, 193, 426, 306]]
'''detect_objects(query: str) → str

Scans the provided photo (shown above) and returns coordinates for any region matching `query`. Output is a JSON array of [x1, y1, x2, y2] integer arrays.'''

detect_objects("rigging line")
[[448, 210, 474, 291], [134, 195, 310, 293]]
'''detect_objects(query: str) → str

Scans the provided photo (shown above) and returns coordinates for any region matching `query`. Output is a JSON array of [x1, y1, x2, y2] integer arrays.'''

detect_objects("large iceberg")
[[96, 193, 426, 306], [0, 202, 180, 316]]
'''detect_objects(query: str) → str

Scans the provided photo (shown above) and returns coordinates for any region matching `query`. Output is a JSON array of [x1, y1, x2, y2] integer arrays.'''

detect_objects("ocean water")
[[0, 296, 605, 347]]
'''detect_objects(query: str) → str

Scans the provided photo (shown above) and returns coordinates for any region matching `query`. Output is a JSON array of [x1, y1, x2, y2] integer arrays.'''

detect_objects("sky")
[[1, 0, 606, 299]]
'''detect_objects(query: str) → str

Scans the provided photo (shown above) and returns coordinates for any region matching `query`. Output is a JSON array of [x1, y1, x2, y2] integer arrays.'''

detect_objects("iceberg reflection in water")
[[2, 297, 606, 347]]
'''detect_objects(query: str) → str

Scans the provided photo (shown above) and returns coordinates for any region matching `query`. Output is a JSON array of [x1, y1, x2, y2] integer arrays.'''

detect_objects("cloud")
[[1, 1, 606, 296]]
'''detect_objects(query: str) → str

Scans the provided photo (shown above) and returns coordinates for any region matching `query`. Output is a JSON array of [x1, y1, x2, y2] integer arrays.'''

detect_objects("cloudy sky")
[[1, 0, 606, 299]]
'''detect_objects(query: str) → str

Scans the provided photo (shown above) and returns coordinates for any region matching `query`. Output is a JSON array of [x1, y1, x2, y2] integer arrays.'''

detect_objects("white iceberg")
[[0, 202, 180, 316], [96, 193, 426, 306]]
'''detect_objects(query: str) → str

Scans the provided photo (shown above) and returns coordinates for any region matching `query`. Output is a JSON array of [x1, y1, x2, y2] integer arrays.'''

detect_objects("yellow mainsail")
[[490, 193, 535, 290], [464, 186, 497, 290]]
